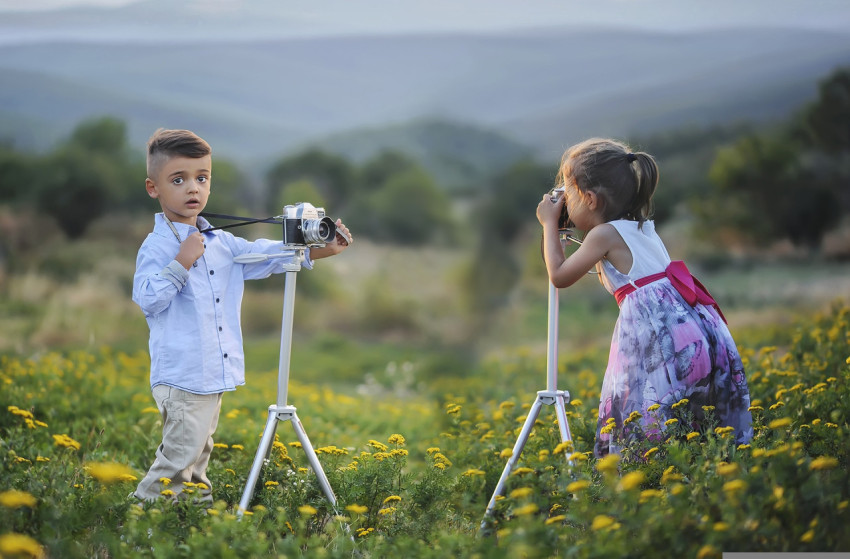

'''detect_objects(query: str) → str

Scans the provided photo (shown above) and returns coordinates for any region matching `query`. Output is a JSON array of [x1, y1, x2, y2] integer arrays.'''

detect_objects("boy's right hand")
[[175, 232, 205, 270]]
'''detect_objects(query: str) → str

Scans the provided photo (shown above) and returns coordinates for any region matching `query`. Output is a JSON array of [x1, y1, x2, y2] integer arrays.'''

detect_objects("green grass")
[[1, 301, 848, 558]]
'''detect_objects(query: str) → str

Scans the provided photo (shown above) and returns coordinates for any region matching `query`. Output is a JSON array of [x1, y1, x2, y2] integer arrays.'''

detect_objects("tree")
[[704, 133, 840, 248], [266, 149, 354, 212], [358, 168, 454, 245]]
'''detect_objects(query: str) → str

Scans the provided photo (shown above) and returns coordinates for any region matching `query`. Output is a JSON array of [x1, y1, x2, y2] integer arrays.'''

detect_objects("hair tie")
[[626, 153, 637, 163]]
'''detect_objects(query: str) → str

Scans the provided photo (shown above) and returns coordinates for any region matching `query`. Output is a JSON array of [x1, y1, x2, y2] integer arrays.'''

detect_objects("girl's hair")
[[146, 128, 211, 178], [556, 138, 659, 226]]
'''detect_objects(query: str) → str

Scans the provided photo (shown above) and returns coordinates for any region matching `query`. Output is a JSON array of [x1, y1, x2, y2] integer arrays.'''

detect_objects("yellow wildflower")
[[591, 515, 616, 531], [264, 481, 279, 487], [647, 404, 661, 412], [617, 471, 646, 492], [509, 487, 534, 499], [383, 495, 401, 504], [513, 503, 538, 516], [768, 417, 792, 429], [346, 504, 368, 515], [378, 507, 396, 516], [664, 418, 678, 427], [722, 480, 747, 493], [0, 533, 44, 558], [810, 456, 838, 470], [298, 505, 317, 516], [716, 462, 739, 476], [567, 480, 590, 493], [546, 515, 566, 525], [511, 467, 534, 476], [686, 432, 700, 441], [499, 448, 513, 459], [230, 444, 244, 451], [85, 462, 137, 484], [0, 490, 37, 509], [52, 434, 81, 451], [643, 447, 659, 459], [368, 440, 389, 452], [462, 469, 486, 477], [639, 489, 664, 503], [387, 434, 405, 445], [596, 454, 620, 474]]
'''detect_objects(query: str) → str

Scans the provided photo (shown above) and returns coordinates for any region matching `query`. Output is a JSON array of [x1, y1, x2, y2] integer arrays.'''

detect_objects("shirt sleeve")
[[132, 239, 188, 317]]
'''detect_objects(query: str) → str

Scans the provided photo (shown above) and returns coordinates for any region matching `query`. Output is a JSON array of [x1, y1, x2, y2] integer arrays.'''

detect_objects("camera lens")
[[302, 216, 336, 244]]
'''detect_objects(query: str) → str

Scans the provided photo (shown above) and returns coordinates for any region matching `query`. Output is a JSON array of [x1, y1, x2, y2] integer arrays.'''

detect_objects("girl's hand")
[[537, 192, 564, 226]]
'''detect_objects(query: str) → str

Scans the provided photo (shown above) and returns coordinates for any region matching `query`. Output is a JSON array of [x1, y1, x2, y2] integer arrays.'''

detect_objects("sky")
[[2, 0, 850, 41]]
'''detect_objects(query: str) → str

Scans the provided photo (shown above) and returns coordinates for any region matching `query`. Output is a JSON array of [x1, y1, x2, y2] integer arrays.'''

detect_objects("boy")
[[132, 128, 352, 502]]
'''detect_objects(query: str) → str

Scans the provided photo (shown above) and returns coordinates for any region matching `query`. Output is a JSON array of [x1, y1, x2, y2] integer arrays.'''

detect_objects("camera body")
[[550, 186, 571, 230], [281, 202, 337, 247]]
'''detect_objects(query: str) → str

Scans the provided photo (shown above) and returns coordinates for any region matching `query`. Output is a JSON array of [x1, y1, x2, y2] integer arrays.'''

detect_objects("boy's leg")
[[134, 385, 222, 501], [190, 396, 222, 504]]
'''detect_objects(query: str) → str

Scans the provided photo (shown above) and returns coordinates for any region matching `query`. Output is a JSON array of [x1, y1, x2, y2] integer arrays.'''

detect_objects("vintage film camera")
[[281, 202, 337, 246], [550, 186, 571, 230]]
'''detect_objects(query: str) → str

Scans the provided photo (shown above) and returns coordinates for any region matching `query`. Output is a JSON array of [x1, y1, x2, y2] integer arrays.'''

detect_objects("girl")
[[536, 138, 752, 457]]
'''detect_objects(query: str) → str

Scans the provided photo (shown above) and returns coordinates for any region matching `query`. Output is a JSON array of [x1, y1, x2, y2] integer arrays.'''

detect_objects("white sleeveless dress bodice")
[[596, 220, 671, 295]]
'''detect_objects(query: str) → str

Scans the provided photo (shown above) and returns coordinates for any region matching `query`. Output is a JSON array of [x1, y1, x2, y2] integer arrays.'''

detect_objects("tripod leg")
[[554, 395, 573, 445], [289, 412, 338, 507], [554, 395, 574, 466], [481, 395, 545, 526], [237, 408, 279, 517]]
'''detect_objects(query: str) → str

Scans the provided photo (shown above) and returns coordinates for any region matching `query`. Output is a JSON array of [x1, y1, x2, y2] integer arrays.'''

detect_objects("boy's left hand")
[[334, 219, 352, 248], [310, 219, 353, 260]]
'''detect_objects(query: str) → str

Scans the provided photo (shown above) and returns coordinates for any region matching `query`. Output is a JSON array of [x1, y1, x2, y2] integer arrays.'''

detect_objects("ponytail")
[[628, 151, 659, 227]]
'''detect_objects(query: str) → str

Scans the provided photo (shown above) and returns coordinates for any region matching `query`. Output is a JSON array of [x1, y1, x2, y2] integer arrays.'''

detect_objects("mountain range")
[[1, 22, 849, 179]]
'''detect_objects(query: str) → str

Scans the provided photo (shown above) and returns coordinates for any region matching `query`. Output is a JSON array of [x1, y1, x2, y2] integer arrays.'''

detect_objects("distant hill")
[[305, 119, 532, 190], [0, 26, 848, 173]]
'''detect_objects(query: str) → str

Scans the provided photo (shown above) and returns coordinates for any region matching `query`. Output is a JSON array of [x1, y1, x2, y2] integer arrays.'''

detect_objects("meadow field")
[[1, 216, 849, 557]]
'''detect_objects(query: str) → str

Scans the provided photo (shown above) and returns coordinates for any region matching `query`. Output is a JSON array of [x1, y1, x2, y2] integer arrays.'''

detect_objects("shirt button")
[[219, 326, 223, 332], [223, 353, 228, 358], [209, 270, 215, 275], [216, 298, 220, 303]]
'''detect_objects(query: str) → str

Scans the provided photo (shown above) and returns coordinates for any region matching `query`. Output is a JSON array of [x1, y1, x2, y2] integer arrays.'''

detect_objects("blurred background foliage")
[[0, 66, 849, 381]]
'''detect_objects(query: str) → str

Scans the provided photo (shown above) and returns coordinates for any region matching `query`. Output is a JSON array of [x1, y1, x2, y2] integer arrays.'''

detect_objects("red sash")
[[613, 261, 727, 323]]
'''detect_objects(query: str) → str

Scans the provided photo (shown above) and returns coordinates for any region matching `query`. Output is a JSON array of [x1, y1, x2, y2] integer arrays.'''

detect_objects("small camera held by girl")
[[536, 137, 752, 457]]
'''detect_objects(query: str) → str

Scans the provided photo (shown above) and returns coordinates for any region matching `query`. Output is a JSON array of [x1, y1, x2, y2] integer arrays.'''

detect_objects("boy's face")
[[145, 154, 211, 226]]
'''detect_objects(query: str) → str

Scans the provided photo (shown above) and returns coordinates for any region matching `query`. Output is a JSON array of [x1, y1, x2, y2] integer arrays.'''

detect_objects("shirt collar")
[[154, 213, 213, 238]]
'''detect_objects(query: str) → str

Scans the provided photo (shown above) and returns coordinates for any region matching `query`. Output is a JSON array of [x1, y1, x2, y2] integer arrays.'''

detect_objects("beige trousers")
[[134, 385, 223, 502]]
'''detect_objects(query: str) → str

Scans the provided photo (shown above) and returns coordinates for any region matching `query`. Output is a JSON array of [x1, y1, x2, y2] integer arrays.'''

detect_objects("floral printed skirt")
[[594, 280, 752, 457]]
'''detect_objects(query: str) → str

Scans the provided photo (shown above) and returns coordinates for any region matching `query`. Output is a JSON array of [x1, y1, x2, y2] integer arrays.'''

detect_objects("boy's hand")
[[310, 220, 352, 260], [334, 220, 352, 249], [175, 232, 205, 269]]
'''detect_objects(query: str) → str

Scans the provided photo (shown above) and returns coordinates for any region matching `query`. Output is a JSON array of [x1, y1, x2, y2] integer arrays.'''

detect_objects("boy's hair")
[[557, 138, 659, 226], [146, 128, 212, 178]]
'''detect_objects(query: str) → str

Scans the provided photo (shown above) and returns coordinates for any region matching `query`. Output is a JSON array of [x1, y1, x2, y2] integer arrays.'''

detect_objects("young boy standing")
[[132, 128, 352, 502]]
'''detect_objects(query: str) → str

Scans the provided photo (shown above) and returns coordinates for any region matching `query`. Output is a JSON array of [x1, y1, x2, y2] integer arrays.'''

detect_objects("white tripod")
[[481, 232, 577, 528], [234, 248, 338, 518]]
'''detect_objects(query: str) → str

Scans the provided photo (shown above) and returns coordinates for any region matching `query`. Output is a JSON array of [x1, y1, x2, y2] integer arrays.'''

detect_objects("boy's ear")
[[145, 178, 159, 199]]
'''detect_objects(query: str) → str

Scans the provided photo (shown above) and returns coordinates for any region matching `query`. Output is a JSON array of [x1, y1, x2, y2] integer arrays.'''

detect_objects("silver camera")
[[281, 202, 337, 247]]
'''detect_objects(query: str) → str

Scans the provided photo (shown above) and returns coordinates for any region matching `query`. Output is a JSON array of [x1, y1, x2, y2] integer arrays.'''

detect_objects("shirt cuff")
[[161, 260, 189, 289]]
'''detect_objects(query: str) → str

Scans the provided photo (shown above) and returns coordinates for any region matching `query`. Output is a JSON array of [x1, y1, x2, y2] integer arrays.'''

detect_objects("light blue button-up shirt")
[[133, 214, 312, 394]]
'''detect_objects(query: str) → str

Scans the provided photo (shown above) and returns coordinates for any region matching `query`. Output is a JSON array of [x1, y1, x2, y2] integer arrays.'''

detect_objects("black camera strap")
[[198, 212, 282, 233]]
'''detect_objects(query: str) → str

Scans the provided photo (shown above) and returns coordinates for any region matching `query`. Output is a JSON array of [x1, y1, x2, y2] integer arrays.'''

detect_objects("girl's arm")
[[541, 224, 616, 288], [537, 194, 617, 288]]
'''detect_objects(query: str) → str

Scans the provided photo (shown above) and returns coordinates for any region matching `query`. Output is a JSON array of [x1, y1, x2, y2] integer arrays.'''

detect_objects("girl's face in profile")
[[562, 174, 601, 232]]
